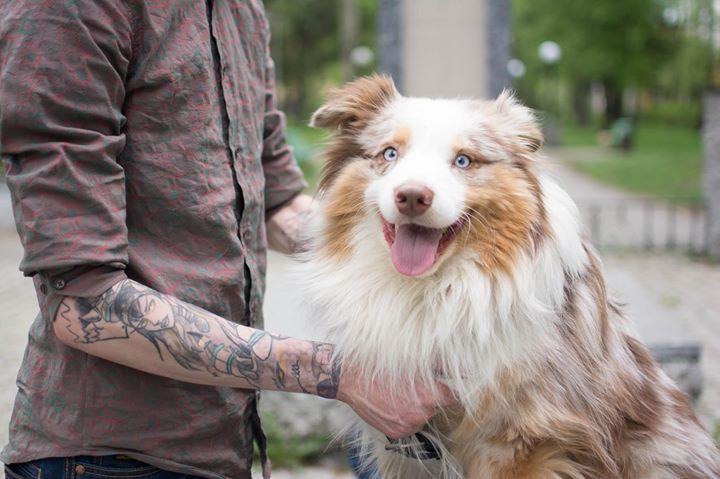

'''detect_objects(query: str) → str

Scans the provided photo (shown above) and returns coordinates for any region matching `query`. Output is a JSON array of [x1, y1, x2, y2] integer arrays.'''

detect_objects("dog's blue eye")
[[454, 154, 471, 169], [383, 147, 399, 162]]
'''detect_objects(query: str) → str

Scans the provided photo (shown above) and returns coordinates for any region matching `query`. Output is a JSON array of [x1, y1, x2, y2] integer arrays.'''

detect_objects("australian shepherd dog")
[[298, 74, 720, 478]]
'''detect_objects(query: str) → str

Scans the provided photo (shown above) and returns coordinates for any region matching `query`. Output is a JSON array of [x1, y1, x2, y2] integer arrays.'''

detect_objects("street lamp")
[[538, 41, 562, 65], [538, 41, 562, 144], [507, 59, 526, 79]]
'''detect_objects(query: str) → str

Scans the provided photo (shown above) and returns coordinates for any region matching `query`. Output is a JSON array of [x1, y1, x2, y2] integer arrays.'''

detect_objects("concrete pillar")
[[340, 0, 360, 82], [377, 0, 512, 99], [402, 0, 488, 98], [703, 90, 720, 261], [377, 0, 404, 92], [487, 0, 512, 97]]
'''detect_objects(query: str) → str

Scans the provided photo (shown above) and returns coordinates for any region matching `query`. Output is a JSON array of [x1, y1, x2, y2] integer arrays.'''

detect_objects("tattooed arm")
[[53, 278, 453, 437], [54, 278, 339, 397]]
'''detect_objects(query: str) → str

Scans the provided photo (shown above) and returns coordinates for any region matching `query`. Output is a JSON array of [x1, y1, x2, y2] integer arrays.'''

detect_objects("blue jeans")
[[346, 428, 379, 479], [4, 455, 205, 479], [348, 448, 378, 479]]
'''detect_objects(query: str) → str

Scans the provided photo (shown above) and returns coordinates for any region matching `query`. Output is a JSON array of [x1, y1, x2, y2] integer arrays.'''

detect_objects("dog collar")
[[385, 432, 442, 460]]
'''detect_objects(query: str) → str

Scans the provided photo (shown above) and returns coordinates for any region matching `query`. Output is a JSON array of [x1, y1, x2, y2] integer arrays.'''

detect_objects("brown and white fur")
[[299, 74, 720, 478]]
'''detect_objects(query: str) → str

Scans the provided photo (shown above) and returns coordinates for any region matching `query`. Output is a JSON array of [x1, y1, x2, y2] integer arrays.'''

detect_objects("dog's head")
[[311, 74, 546, 277]]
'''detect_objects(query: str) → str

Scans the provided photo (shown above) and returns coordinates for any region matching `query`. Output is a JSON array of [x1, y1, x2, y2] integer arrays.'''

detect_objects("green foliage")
[[513, 0, 668, 84], [286, 120, 328, 191], [513, 0, 669, 86], [265, 0, 378, 120], [561, 124, 602, 147], [512, 0, 715, 126], [265, 0, 341, 117], [254, 411, 334, 469], [640, 100, 702, 127], [564, 123, 702, 201], [654, 35, 714, 99]]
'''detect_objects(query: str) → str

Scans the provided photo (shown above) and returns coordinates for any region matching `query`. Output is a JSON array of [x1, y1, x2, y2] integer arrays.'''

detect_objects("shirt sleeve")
[[0, 1, 132, 285], [261, 32, 307, 216], [38, 265, 128, 325]]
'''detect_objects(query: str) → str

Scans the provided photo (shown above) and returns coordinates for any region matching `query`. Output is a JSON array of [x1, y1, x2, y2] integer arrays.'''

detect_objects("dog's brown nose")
[[394, 184, 434, 217]]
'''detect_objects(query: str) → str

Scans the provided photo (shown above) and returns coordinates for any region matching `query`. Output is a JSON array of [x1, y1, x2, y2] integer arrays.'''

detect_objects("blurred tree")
[[265, 0, 340, 117], [265, 0, 377, 120], [341, 0, 360, 82], [653, 0, 715, 100], [513, 0, 671, 125]]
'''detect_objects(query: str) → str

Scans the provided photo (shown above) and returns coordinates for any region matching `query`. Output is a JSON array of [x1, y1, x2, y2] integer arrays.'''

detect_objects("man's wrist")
[[316, 359, 342, 399], [266, 194, 315, 255]]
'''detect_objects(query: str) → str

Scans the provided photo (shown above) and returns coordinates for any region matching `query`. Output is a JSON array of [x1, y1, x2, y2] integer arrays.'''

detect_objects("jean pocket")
[[4, 463, 41, 479]]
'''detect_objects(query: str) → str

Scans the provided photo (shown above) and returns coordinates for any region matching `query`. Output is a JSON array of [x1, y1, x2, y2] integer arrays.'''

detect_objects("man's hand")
[[266, 193, 315, 254], [337, 367, 457, 439]]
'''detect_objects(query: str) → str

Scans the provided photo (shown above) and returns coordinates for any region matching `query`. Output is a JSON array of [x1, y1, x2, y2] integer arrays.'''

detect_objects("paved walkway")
[[543, 148, 706, 253], [1, 157, 718, 477]]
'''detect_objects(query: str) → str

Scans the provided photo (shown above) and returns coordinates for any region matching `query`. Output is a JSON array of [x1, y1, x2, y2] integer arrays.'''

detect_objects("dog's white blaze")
[[364, 98, 476, 228]]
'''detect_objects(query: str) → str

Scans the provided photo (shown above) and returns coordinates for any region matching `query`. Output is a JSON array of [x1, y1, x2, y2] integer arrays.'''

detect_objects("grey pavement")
[[1, 156, 719, 477], [257, 467, 354, 479], [543, 148, 706, 253], [0, 184, 12, 231]]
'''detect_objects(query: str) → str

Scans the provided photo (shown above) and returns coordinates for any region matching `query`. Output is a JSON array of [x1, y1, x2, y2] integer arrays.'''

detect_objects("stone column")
[[340, 0, 360, 82], [487, 0, 512, 97], [703, 89, 720, 261], [377, 0, 404, 92]]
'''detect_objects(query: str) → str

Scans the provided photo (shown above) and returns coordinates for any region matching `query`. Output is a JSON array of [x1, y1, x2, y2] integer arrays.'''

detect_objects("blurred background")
[[259, 0, 720, 476], [2, 1, 720, 478], [267, 0, 719, 203]]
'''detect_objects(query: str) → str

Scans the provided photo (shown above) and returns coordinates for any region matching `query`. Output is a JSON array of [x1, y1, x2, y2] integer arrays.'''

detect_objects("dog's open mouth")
[[382, 217, 467, 276]]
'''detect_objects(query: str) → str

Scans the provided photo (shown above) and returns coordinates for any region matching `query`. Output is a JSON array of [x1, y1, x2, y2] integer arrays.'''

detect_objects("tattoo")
[[58, 279, 340, 397], [312, 343, 341, 398], [316, 361, 342, 399]]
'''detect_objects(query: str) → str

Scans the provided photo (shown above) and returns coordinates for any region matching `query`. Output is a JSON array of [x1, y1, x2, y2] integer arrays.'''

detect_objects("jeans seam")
[[5, 463, 41, 479], [4, 466, 22, 479]]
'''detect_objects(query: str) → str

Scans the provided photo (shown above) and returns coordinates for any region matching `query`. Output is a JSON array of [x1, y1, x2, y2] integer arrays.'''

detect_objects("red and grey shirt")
[[0, 1, 305, 477]]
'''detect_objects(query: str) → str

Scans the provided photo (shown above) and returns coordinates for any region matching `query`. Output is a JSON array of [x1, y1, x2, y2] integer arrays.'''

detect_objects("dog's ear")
[[492, 90, 544, 155], [310, 74, 399, 131]]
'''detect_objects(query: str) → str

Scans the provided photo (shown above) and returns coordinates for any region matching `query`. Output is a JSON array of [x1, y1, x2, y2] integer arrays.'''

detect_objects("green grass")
[[561, 123, 602, 147], [560, 123, 702, 202], [254, 411, 334, 469]]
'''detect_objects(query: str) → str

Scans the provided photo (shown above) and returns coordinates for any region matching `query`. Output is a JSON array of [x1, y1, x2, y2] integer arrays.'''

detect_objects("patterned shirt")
[[0, 1, 305, 477]]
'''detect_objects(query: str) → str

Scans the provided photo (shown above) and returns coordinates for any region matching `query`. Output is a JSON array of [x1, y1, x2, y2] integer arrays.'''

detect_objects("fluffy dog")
[[299, 74, 720, 478]]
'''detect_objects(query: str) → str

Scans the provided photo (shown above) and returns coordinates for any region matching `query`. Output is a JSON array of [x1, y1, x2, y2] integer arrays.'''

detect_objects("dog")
[[298, 74, 720, 478]]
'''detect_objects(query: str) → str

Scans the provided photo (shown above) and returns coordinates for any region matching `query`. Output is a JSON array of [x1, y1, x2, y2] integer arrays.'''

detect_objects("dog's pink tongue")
[[391, 224, 443, 276]]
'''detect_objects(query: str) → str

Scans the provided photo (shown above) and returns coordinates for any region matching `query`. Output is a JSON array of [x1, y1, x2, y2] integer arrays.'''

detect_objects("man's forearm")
[[53, 279, 339, 398]]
